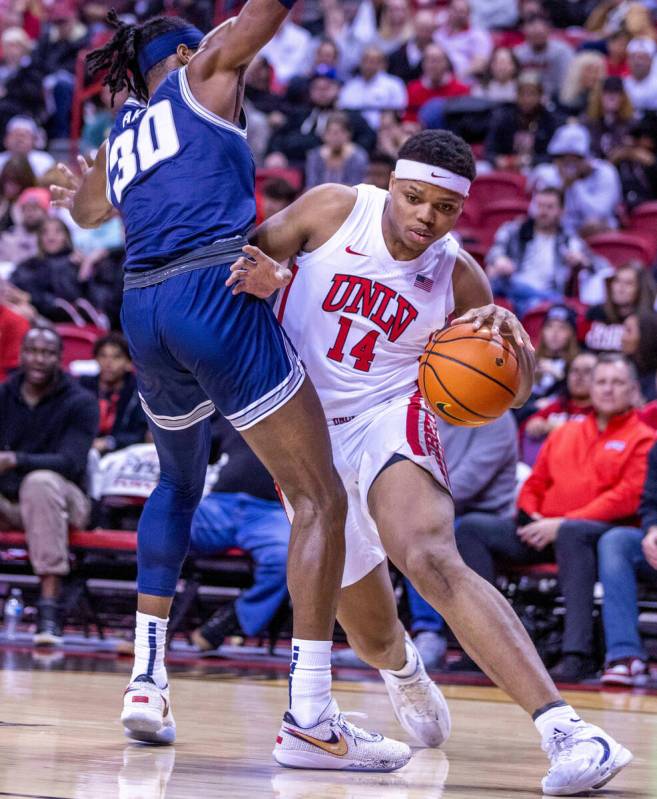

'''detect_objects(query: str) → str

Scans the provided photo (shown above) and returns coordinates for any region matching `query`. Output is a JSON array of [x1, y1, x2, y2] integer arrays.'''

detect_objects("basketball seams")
[[423, 361, 497, 420], [432, 334, 519, 364], [429, 351, 518, 397]]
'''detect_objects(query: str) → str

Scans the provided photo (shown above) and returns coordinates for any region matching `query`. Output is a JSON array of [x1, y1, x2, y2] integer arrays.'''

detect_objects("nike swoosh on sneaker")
[[283, 726, 348, 756], [591, 736, 611, 765], [345, 245, 368, 257]]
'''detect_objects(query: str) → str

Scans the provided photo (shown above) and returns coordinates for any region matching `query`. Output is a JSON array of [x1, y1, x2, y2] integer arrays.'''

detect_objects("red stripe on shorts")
[[276, 263, 299, 324], [405, 390, 424, 456]]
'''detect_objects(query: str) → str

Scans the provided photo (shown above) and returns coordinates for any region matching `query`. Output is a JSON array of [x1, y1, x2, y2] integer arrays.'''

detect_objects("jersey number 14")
[[109, 100, 180, 203]]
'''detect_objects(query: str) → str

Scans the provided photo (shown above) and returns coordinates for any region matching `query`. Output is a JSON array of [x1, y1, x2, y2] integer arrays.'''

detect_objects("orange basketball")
[[418, 322, 521, 427]]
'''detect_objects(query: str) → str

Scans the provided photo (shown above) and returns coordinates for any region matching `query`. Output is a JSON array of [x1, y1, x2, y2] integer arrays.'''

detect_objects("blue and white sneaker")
[[121, 674, 176, 745], [541, 721, 633, 795]]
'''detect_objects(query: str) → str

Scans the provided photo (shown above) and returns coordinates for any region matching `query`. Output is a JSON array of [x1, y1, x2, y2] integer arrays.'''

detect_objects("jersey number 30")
[[109, 100, 180, 203]]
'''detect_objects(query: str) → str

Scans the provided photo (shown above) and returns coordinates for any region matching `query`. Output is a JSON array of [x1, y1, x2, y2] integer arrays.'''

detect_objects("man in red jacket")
[[0, 295, 30, 382], [456, 353, 655, 682]]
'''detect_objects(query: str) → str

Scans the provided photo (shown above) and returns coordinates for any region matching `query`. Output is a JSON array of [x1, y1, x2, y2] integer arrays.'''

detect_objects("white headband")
[[394, 159, 471, 197]]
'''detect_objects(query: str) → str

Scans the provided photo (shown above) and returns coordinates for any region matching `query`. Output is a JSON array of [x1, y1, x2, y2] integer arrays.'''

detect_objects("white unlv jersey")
[[275, 183, 459, 418]]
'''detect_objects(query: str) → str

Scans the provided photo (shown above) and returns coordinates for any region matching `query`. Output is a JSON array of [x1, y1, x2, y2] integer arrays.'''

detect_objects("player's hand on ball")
[[452, 304, 534, 353], [226, 244, 292, 298]]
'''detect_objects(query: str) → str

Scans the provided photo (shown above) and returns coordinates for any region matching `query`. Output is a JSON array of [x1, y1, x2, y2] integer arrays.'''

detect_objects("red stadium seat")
[[586, 231, 655, 267], [468, 171, 527, 208], [255, 167, 304, 192], [480, 198, 530, 243], [628, 201, 657, 239], [521, 299, 589, 346], [55, 324, 103, 369]]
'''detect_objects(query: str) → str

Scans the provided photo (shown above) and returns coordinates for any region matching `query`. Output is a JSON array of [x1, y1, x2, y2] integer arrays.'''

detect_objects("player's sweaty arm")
[[451, 248, 535, 408], [226, 184, 357, 297], [62, 144, 114, 229]]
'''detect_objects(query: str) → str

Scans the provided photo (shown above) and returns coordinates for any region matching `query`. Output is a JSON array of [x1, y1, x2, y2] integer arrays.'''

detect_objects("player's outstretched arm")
[[58, 144, 114, 229], [451, 248, 535, 408]]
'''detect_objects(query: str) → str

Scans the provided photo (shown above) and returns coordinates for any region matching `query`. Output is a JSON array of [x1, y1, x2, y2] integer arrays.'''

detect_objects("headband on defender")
[[394, 159, 471, 198], [137, 26, 204, 77]]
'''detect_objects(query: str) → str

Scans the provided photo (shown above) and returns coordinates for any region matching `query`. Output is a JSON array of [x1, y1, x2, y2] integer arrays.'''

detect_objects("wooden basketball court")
[[0, 661, 654, 799]]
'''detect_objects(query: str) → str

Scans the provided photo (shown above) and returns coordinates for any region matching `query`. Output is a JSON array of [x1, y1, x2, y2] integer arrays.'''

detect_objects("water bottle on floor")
[[4, 588, 24, 640]]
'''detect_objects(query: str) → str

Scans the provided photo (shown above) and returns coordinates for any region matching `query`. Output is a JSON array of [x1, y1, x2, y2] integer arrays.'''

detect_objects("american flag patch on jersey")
[[414, 274, 433, 292]]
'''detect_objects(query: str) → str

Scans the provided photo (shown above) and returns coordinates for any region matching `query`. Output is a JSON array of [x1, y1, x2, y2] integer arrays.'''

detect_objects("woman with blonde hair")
[[372, 0, 413, 56], [559, 50, 608, 115], [585, 75, 634, 158]]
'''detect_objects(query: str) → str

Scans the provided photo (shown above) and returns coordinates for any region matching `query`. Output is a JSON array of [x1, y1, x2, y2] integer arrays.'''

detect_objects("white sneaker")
[[273, 698, 411, 772], [541, 722, 633, 796], [379, 634, 451, 748], [121, 674, 176, 745]]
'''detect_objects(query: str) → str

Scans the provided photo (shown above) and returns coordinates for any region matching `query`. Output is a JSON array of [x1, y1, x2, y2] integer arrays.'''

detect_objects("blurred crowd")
[[0, 0, 657, 683]]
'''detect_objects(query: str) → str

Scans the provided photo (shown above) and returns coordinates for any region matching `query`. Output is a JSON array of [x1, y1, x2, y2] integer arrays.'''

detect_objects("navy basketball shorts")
[[121, 264, 305, 431]]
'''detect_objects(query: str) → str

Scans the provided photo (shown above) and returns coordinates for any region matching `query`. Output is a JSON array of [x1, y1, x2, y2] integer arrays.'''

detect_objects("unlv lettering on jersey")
[[321, 274, 419, 342]]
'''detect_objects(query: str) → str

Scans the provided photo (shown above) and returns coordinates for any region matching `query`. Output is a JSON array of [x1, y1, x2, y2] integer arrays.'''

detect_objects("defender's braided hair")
[[86, 10, 192, 104]]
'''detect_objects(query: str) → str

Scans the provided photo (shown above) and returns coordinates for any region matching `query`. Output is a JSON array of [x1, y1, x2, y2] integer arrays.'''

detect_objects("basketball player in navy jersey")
[[52, 3, 410, 770]]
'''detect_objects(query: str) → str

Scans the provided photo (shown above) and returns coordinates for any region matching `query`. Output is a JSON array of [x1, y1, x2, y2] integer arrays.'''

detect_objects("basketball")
[[418, 322, 521, 426]]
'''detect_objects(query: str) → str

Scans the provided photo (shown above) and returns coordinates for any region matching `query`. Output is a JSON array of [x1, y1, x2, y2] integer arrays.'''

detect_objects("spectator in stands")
[[558, 51, 607, 116], [585, 262, 657, 354], [584, 76, 634, 160], [376, 110, 420, 159], [470, 0, 519, 30], [435, 0, 493, 81], [484, 71, 560, 171], [586, 0, 652, 38], [267, 67, 375, 167], [305, 111, 369, 189], [80, 84, 128, 155], [372, 0, 413, 57], [259, 177, 298, 223], [364, 151, 395, 189], [0, 187, 49, 267], [598, 441, 657, 686], [338, 47, 407, 131], [472, 47, 520, 104], [0, 116, 55, 179], [0, 27, 44, 138], [523, 352, 596, 463], [322, 0, 378, 78], [189, 414, 290, 652], [604, 29, 630, 77], [624, 37, 657, 112], [0, 327, 98, 645], [456, 354, 655, 681], [387, 9, 437, 85], [245, 56, 280, 116], [261, 18, 313, 85], [285, 38, 341, 105], [530, 122, 622, 236], [79, 333, 147, 456], [608, 118, 657, 209], [0, 280, 29, 382], [404, 43, 470, 123], [621, 312, 657, 401], [513, 13, 574, 100], [486, 188, 602, 315], [0, 155, 36, 234]]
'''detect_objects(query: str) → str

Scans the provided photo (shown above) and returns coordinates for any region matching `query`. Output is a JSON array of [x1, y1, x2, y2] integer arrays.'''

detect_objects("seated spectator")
[[530, 122, 622, 236], [519, 304, 581, 422], [513, 13, 574, 101], [470, 0, 519, 30], [585, 76, 634, 160], [387, 9, 438, 85], [0, 327, 98, 645], [0, 117, 55, 179], [338, 47, 407, 131], [0, 187, 49, 267], [604, 29, 630, 78], [484, 71, 561, 171], [558, 51, 607, 116], [364, 150, 395, 189], [456, 354, 655, 681], [244, 56, 281, 117], [285, 38, 341, 106], [0, 28, 44, 139], [79, 333, 147, 457], [189, 414, 290, 652], [376, 110, 421, 160], [486, 188, 603, 315], [623, 37, 657, 113], [371, 0, 413, 57], [0, 281, 30, 381], [322, 0, 378, 78], [586, 0, 653, 39], [523, 352, 597, 463], [434, 0, 493, 81], [621, 312, 657, 401], [404, 43, 470, 123], [608, 118, 657, 209], [585, 262, 657, 354], [305, 112, 369, 189], [598, 440, 657, 686], [0, 155, 36, 234], [267, 67, 376, 168], [472, 47, 520, 104], [261, 18, 313, 86], [80, 84, 128, 155], [258, 177, 298, 224]]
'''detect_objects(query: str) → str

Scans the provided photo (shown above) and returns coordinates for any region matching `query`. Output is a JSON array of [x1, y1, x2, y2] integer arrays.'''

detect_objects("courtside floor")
[[0, 647, 655, 799]]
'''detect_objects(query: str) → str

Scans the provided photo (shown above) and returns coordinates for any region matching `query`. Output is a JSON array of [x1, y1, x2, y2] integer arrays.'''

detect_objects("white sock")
[[289, 638, 333, 727], [383, 636, 418, 679], [131, 611, 169, 689], [534, 704, 583, 740]]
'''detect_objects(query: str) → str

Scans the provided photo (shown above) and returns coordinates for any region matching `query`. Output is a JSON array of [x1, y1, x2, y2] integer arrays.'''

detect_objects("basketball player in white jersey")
[[228, 131, 632, 794]]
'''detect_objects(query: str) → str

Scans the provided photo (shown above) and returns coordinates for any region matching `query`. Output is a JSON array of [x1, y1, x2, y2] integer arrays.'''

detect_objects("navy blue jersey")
[[107, 66, 256, 273]]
